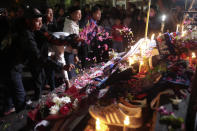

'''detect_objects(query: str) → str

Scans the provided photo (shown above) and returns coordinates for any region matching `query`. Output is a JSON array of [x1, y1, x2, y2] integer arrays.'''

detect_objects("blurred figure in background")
[[111, 17, 124, 52], [42, 7, 58, 33], [148, 5, 161, 34], [55, 7, 65, 31]]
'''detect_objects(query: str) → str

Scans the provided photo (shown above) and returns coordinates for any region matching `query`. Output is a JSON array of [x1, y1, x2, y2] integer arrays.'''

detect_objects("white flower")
[[60, 96, 71, 104], [73, 98, 79, 108], [49, 105, 59, 115], [52, 96, 61, 105], [51, 93, 57, 98]]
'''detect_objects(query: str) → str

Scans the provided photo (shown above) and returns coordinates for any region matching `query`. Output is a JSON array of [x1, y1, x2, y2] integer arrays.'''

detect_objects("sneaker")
[[89, 104, 142, 128]]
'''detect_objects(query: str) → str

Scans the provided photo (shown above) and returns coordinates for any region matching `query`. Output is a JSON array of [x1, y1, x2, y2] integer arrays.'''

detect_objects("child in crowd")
[[111, 17, 124, 52]]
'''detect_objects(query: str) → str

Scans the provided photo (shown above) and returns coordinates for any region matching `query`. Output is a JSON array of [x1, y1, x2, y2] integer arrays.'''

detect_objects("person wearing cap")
[[2, 8, 75, 115]]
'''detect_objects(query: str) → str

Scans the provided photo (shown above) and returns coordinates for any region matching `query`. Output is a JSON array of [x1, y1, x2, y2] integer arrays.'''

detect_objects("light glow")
[[96, 118, 101, 130], [192, 52, 196, 59], [124, 116, 130, 126], [128, 57, 135, 65], [161, 15, 166, 21]]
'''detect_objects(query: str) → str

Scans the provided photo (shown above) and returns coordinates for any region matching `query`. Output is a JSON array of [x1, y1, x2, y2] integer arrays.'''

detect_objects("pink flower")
[[86, 57, 91, 61], [98, 36, 103, 41], [98, 45, 101, 48], [93, 57, 97, 61], [103, 44, 108, 51], [87, 40, 91, 45], [59, 105, 69, 115], [105, 32, 109, 37]]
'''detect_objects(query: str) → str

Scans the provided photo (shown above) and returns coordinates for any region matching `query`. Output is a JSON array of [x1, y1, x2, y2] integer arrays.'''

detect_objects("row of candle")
[[96, 116, 130, 131]]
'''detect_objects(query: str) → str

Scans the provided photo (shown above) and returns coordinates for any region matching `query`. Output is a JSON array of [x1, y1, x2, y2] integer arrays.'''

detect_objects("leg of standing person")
[[113, 41, 119, 52], [30, 68, 44, 101], [9, 66, 26, 112], [1, 74, 15, 115], [118, 41, 123, 52]]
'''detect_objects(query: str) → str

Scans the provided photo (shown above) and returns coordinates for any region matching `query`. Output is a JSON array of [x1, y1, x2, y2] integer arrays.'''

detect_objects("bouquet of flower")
[[28, 86, 86, 122], [79, 21, 112, 45], [28, 65, 105, 122]]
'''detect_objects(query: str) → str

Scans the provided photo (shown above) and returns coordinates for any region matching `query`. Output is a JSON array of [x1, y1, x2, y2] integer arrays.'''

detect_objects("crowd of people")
[[0, 2, 185, 116]]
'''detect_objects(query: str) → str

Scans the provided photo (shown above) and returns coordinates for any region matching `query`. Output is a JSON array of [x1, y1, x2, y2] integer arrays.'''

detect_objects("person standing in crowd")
[[80, 4, 91, 28], [55, 7, 65, 31], [42, 7, 58, 33], [148, 5, 161, 34], [80, 5, 101, 28], [111, 17, 124, 52], [63, 6, 81, 79], [101, 7, 114, 33], [12, 5, 26, 34], [41, 7, 58, 90], [2, 8, 74, 115], [63, 6, 81, 35], [135, 13, 146, 40]]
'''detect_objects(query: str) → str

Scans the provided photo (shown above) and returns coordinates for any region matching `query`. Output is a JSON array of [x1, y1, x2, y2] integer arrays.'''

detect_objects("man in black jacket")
[[3, 8, 74, 115]]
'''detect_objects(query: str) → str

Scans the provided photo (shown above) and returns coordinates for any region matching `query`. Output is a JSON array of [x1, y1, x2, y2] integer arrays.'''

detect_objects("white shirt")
[[63, 18, 79, 35]]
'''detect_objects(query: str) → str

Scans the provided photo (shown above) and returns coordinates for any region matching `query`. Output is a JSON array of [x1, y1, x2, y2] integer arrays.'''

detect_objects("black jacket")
[[4, 29, 63, 73]]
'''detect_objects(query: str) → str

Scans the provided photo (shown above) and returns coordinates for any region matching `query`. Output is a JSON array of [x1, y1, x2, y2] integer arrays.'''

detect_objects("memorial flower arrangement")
[[79, 21, 112, 45], [28, 65, 105, 122], [28, 86, 84, 122]]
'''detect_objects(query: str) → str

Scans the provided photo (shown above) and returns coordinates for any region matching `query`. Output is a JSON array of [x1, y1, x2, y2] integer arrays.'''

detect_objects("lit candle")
[[96, 118, 101, 131], [95, 118, 109, 131], [128, 57, 134, 65], [161, 15, 166, 32], [139, 60, 144, 73], [123, 116, 130, 131], [192, 52, 196, 59], [176, 24, 180, 32]]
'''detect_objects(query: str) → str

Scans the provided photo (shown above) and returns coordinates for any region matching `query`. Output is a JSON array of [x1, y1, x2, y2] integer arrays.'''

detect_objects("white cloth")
[[63, 18, 79, 35], [34, 120, 49, 131], [53, 32, 70, 38], [51, 32, 70, 81]]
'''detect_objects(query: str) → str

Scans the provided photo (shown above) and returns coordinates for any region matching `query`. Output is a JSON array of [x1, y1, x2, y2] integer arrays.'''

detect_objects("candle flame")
[[96, 118, 101, 130], [128, 57, 134, 65], [140, 61, 144, 65], [133, 55, 137, 60], [192, 52, 196, 59], [162, 15, 166, 21], [124, 116, 130, 125]]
